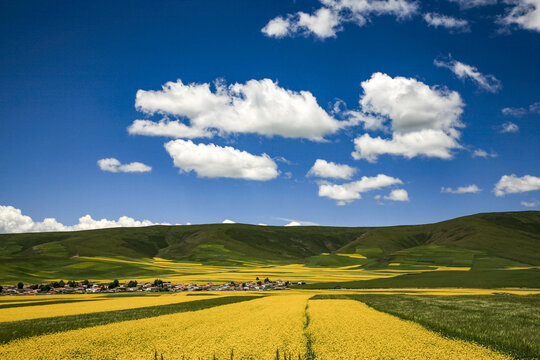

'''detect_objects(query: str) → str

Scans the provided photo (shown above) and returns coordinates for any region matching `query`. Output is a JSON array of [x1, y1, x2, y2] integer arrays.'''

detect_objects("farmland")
[[0, 211, 539, 359], [0, 290, 539, 359]]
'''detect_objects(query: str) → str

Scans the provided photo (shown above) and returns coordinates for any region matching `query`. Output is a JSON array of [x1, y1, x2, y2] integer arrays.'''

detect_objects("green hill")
[[0, 211, 538, 285]]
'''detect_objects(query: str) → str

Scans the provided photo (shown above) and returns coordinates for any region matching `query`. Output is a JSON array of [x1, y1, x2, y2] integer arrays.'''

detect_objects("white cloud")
[[97, 158, 152, 173], [500, 122, 519, 133], [500, 0, 540, 32], [318, 174, 403, 205], [0, 205, 168, 234], [164, 140, 278, 181], [222, 219, 236, 224], [502, 107, 527, 117], [284, 221, 302, 227], [434, 57, 502, 92], [384, 189, 410, 201], [472, 149, 497, 158], [131, 78, 347, 141], [297, 7, 342, 38], [351, 72, 465, 162], [262, 0, 418, 39], [424, 13, 470, 32], [258, 223, 268, 226], [521, 199, 539, 207], [502, 101, 540, 117], [494, 174, 540, 196], [449, 0, 497, 9], [261, 16, 291, 38], [353, 130, 462, 162], [281, 218, 319, 226], [441, 184, 482, 194], [128, 119, 212, 138], [531, 102, 540, 113], [307, 159, 357, 179]]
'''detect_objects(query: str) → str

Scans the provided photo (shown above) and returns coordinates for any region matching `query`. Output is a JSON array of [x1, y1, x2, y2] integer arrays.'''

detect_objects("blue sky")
[[1, 0, 539, 232]]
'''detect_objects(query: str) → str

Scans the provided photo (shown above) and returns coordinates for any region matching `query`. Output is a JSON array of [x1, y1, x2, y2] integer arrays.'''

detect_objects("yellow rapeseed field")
[[0, 294, 309, 359], [306, 299, 512, 360], [0, 293, 222, 322]]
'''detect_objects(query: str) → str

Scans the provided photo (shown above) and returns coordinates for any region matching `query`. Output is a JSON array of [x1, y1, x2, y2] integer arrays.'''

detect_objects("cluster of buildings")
[[0, 279, 306, 296]]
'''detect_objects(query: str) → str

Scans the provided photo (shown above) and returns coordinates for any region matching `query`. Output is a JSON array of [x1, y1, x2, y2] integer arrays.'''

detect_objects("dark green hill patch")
[[301, 269, 540, 289]]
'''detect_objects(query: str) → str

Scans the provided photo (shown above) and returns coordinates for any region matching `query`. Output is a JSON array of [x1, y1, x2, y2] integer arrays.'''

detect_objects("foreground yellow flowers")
[[0, 292, 517, 359], [0, 295, 309, 359], [0, 293, 221, 322], [307, 299, 511, 360]]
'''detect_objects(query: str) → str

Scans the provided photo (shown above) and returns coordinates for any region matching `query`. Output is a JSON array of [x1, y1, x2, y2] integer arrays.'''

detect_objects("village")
[[0, 278, 306, 296]]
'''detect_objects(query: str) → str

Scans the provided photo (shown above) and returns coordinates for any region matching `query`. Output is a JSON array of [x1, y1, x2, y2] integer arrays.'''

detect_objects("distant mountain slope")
[[337, 211, 540, 266], [0, 211, 538, 283]]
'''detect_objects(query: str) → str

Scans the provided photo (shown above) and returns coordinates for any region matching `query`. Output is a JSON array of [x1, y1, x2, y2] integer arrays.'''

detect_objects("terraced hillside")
[[0, 211, 538, 284]]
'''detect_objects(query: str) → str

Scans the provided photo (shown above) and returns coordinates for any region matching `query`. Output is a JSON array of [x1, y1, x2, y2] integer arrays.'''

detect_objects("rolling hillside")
[[0, 211, 538, 285]]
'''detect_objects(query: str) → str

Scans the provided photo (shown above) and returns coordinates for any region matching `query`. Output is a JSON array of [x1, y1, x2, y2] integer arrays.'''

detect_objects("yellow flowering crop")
[[306, 299, 512, 360], [0, 294, 309, 359], [0, 293, 222, 322]]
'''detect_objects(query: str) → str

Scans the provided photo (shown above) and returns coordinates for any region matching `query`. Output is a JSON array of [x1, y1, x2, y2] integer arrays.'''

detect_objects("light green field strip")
[[307, 299, 512, 359], [0, 293, 226, 322]]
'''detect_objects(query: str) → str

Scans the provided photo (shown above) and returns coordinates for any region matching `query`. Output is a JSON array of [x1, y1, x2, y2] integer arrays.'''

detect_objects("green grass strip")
[[312, 294, 540, 359], [0, 295, 261, 344], [301, 269, 540, 289]]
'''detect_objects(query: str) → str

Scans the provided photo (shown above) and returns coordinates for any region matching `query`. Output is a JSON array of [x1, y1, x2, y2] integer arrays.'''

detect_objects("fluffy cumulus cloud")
[[521, 199, 539, 207], [423, 13, 470, 32], [0, 205, 168, 234], [307, 159, 357, 179], [500, 122, 519, 133], [350, 72, 465, 162], [449, 0, 498, 9], [384, 189, 410, 201], [502, 101, 540, 117], [494, 174, 540, 196], [441, 184, 482, 194], [499, 0, 540, 32], [434, 57, 502, 92], [318, 174, 403, 205], [129, 78, 348, 141], [97, 158, 152, 173], [261, 16, 292, 38], [262, 0, 418, 39], [222, 219, 236, 224], [164, 140, 278, 181]]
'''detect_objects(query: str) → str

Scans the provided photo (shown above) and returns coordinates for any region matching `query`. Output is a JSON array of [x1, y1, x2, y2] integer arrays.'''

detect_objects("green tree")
[[127, 280, 138, 288], [58, 280, 65, 288], [264, 277, 270, 283], [109, 279, 120, 288], [82, 279, 90, 286], [154, 279, 164, 287], [39, 284, 51, 292], [17, 282, 24, 289], [0, 285, 3, 292], [256, 277, 259, 281]]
